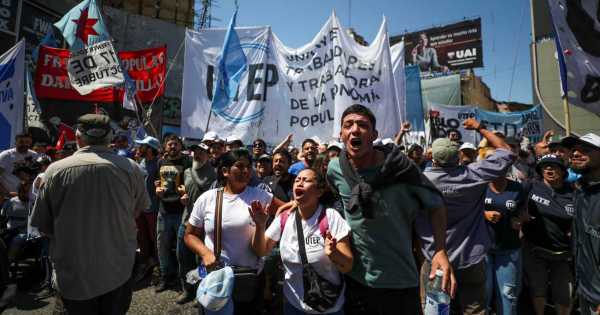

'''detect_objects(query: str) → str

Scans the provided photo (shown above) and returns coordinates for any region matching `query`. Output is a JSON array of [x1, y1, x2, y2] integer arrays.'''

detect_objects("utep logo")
[[206, 42, 276, 123]]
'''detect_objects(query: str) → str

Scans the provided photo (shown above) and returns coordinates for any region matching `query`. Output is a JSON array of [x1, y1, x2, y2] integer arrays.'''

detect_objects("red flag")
[[55, 123, 76, 151], [35, 45, 166, 103]]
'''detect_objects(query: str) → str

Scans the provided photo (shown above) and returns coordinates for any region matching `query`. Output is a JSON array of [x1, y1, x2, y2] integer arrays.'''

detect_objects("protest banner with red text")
[[35, 45, 166, 103]]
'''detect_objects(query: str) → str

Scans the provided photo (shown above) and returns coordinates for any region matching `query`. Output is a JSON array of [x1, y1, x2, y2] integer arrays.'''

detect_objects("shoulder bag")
[[213, 188, 260, 303], [294, 210, 343, 312]]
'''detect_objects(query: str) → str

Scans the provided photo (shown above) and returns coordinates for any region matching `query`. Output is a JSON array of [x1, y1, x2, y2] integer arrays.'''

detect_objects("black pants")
[[344, 276, 421, 315], [0, 238, 9, 288], [61, 278, 133, 315]]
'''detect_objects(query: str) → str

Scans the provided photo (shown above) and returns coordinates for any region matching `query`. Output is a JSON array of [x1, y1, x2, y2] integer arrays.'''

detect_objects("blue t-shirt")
[[484, 180, 526, 251], [288, 161, 307, 176]]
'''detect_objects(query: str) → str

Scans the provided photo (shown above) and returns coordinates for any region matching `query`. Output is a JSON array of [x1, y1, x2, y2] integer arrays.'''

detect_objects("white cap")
[[382, 138, 395, 146], [459, 142, 477, 151], [202, 131, 223, 143], [561, 133, 600, 150], [328, 141, 343, 150], [373, 138, 383, 146]]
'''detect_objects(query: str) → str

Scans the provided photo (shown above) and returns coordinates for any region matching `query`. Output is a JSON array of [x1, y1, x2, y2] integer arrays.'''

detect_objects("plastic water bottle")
[[186, 265, 207, 285], [424, 269, 450, 315]]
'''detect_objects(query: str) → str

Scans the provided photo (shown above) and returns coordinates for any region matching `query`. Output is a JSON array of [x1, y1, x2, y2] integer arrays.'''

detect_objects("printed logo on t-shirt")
[[484, 197, 492, 205], [440, 185, 459, 197], [565, 204, 575, 216], [160, 164, 184, 202], [505, 200, 516, 211], [305, 235, 322, 249], [531, 194, 550, 207]]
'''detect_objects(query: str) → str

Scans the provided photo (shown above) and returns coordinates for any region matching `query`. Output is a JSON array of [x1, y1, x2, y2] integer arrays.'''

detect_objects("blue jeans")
[[284, 299, 344, 315], [156, 212, 182, 278], [177, 223, 197, 293], [485, 249, 522, 315]]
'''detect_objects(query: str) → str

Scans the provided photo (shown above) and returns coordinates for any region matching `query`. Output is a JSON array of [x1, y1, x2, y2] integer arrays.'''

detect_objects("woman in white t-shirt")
[[250, 168, 353, 315], [184, 148, 285, 314]]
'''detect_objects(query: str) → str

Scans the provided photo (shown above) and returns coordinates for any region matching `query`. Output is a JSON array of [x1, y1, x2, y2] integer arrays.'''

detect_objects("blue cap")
[[536, 154, 567, 177], [135, 136, 160, 151], [197, 266, 234, 311]]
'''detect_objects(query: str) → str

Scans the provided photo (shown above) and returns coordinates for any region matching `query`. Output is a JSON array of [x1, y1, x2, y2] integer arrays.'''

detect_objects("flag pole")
[[204, 107, 213, 133], [562, 95, 572, 136]]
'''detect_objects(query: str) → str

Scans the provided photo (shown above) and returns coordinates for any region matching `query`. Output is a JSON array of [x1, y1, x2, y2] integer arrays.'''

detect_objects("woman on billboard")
[[411, 33, 449, 73]]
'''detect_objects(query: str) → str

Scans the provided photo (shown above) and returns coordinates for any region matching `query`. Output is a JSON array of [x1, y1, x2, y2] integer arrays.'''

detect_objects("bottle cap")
[[435, 269, 444, 277]]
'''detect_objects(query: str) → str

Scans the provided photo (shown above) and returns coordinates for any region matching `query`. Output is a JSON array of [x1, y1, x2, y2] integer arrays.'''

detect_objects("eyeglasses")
[[253, 143, 265, 148]]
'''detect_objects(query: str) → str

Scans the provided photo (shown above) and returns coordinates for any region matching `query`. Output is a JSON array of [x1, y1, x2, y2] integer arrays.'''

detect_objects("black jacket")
[[573, 179, 600, 304]]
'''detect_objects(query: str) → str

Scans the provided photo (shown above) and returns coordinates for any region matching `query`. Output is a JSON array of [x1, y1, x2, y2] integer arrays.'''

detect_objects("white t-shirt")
[[188, 186, 273, 269], [0, 148, 37, 193], [266, 206, 350, 314]]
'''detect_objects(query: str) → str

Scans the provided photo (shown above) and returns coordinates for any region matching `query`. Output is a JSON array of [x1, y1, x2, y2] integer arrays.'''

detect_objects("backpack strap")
[[279, 209, 291, 237], [317, 207, 329, 238], [279, 207, 329, 238]]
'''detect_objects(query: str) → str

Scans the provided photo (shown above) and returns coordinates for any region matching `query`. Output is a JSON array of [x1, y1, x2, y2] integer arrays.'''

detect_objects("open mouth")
[[349, 138, 362, 149], [294, 188, 305, 199]]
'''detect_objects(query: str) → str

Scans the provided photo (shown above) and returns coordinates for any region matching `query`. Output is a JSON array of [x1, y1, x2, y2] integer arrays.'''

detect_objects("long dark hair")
[[216, 148, 252, 185]]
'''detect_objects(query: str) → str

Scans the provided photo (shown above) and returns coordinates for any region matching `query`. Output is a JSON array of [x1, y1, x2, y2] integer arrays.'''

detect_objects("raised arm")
[[248, 200, 277, 256], [394, 122, 412, 145], [463, 118, 511, 151], [273, 134, 293, 154]]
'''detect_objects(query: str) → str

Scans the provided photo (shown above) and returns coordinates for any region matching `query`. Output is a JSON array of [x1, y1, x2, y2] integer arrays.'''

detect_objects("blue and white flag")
[[547, 0, 600, 116], [0, 40, 25, 150], [211, 10, 248, 114], [54, 0, 109, 51]]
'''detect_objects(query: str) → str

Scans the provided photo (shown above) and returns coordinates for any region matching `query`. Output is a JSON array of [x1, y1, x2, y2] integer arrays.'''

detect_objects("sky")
[[203, 0, 535, 105]]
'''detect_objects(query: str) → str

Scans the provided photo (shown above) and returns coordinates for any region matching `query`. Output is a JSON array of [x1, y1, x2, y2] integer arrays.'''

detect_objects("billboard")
[[391, 18, 483, 73]]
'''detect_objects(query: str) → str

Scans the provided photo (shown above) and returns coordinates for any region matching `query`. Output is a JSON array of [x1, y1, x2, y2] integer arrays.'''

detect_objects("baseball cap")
[[190, 143, 209, 152], [561, 133, 600, 150], [382, 138, 395, 146], [202, 131, 225, 144], [328, 141, 343, 150], [536, 154, 567, 177], [459, 142, 477, 151], [77, 114, 112, 139], [258, 154, 272, 161], [226, 136, 244, 146], [196, 266, 234, 311], [407, 143, 423, 155], [135, 136, 161, 151], [432, 138, 460, 166]]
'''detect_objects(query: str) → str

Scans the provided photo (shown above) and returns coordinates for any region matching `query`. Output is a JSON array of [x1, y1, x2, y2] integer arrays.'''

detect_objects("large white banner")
[[182, 14, 405, 144], [0, 40, 25, 150], [67, 40, 125, 95]]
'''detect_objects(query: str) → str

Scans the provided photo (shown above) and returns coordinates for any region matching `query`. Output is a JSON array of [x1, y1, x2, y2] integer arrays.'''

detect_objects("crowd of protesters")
[[0, 104, 599, 315]]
